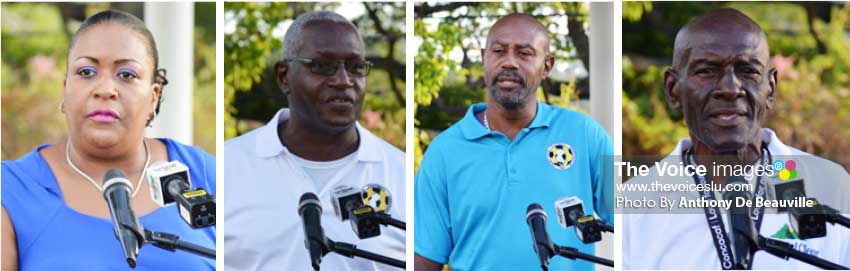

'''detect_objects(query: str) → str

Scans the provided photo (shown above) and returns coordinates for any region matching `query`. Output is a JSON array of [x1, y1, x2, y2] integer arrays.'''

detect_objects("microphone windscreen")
[[299, 192, 322, 213], [104, 169, 128, 184]]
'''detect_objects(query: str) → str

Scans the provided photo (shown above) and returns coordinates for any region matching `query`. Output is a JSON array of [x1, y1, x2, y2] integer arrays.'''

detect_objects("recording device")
[[526, 203, 614, 269], [526, 203, 555, 271], [769, 178, 850, 239], [147, 161, 215, 228], [349, 205, 381, 239], [331, 185, 380, 239], [718, 177, 848, 269], [723, 175, 757, 270], [770, 178, 826, 239], [299, 193, 329, 271], [330, 184, 405, 239], [299, 192, 405, 269], [331, 185, 362, 221], [766, 178, 808, 213], [103, 169, 145, 268], [555, 196, 612, 244]]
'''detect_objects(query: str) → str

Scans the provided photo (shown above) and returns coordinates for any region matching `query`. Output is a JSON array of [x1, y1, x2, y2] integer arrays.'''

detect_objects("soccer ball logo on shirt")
[[547, 143, 574, 170]]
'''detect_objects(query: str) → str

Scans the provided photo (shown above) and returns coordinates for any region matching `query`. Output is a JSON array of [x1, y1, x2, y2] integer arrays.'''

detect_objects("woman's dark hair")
[[68, 10, 168, 125]]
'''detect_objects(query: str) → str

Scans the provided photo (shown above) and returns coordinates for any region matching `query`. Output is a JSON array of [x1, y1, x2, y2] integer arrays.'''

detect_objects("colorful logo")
[[770, 224, 800, 240], [546, 143, 574, 170], [770, 224, 822, 256], [773, 159, 798, 180]]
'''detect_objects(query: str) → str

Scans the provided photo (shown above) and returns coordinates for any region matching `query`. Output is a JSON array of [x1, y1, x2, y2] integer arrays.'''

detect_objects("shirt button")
[[511, 169, 517, 174]]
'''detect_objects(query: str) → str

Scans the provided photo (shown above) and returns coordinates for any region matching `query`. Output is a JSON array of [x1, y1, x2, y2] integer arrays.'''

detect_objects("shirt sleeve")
[[590, 119, 615, 224], [413, 141, 452, 264]]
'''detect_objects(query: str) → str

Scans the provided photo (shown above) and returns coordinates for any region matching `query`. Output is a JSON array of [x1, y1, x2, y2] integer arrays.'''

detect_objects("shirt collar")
[[459, 100, 554, 140], [254, 108, 382, 162], [670, 128, 793, 156]]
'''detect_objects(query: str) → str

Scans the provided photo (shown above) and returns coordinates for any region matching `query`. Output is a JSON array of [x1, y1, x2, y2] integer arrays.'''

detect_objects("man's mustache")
[[491, 70, 527, 88]]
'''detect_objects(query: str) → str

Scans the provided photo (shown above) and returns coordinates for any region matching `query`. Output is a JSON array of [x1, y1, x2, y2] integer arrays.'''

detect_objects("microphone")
[[330, 185, 363, 221], [768, 178, 826, 239], [103, 169, 145, 268], [526, 203, 554, 271], [331, 184, 405, 239], [766, 178, 808, 213], [723, 175, 757, 270], [769, 178, 850, 237], [555, 196, 610, 243], [147, 161, 215, 228], [299, 192, 328, 270], [330, 185, 379, 239], [352, 184, 404, 237]]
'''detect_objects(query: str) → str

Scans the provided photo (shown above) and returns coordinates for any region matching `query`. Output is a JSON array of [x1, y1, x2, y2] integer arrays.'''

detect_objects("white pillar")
[[589, 2, 621, 154], [589, 2, 619, 271], [144, 2, 194, 145]]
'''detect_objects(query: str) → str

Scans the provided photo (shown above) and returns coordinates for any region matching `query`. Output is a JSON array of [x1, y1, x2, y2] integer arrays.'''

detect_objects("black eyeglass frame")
[[285, 58, 373, 77]]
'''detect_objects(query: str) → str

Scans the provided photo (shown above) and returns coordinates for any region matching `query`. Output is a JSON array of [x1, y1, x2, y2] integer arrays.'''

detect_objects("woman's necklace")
[[66, 138, 150, 197]]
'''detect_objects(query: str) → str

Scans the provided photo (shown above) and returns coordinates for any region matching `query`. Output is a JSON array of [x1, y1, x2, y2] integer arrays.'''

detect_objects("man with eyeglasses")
[[224, 11, 405, 271]]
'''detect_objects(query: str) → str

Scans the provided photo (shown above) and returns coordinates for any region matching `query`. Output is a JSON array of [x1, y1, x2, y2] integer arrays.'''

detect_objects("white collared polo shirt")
[[623, 129, 850, 270], [224, 109, 406, 271]]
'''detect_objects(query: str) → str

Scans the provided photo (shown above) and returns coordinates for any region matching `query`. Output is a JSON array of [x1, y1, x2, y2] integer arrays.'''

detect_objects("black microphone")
[[103, 169, 145, 268], [299, 192, 328, 271], [723, 175, 757, 270], [526, 203, 554, 271]]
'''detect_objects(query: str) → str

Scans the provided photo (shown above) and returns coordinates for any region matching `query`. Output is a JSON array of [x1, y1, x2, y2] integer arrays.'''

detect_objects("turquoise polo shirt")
[[414, 101, 614, 271]]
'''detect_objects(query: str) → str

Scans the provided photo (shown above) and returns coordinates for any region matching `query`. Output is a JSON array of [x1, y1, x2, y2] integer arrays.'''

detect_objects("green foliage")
[[623, 2, 850, 169], [622, 1, 652, 23], [193, 6, 217, 154], [224, 2, 292, 139], [224, 3, 406, 150]]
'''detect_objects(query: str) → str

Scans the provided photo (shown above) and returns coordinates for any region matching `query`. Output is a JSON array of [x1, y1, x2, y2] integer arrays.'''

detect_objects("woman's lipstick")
[[87, 109, 120, 123]]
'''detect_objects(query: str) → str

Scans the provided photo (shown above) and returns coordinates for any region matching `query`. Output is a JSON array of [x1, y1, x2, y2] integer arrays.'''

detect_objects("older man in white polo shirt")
[[223, 11, 405, 271], [622, 8, 850, 270]]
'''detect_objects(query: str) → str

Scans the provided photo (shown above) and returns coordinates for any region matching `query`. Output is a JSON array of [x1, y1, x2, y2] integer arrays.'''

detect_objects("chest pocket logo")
[[547, 143, 575, 170]]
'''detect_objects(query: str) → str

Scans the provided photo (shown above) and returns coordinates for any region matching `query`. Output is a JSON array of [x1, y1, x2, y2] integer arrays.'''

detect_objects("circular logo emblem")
[[547, 143, 574, 170], [361, 184, 391, 213]]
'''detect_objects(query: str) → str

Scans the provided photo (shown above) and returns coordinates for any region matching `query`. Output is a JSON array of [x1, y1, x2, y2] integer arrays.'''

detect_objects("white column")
[[144, 2, 194, 145], [589, 2, 619, 271]]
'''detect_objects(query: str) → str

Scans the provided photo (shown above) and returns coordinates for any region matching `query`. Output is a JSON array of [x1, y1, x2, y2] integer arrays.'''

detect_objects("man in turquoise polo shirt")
[[414, 14, 614, 271]]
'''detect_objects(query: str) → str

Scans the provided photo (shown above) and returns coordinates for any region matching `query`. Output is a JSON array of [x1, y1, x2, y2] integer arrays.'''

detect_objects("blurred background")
[[1, 2, 216, 159], [414, 2, 620, 171], [623, 2, 850, 170], [224, 2, 405, 149], [414, 3, 616, 271]]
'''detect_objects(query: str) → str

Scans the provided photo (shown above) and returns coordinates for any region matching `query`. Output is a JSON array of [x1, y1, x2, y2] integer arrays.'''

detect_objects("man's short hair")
[[486, 13, 551, 54], [281, 11, 362, 60], [672, 8, 768, 70]]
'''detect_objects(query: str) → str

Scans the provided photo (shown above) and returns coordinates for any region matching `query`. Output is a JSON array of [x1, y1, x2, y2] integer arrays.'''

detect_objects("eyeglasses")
[[287, 58, 373, 77]]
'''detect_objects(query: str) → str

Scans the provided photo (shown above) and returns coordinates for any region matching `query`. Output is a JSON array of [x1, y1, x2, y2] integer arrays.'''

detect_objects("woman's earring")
[[146, 112, 157, 127]]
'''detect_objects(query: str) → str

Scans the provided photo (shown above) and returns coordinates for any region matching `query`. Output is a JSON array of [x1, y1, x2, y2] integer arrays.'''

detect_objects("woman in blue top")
[[1, 10, 215, 270]]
